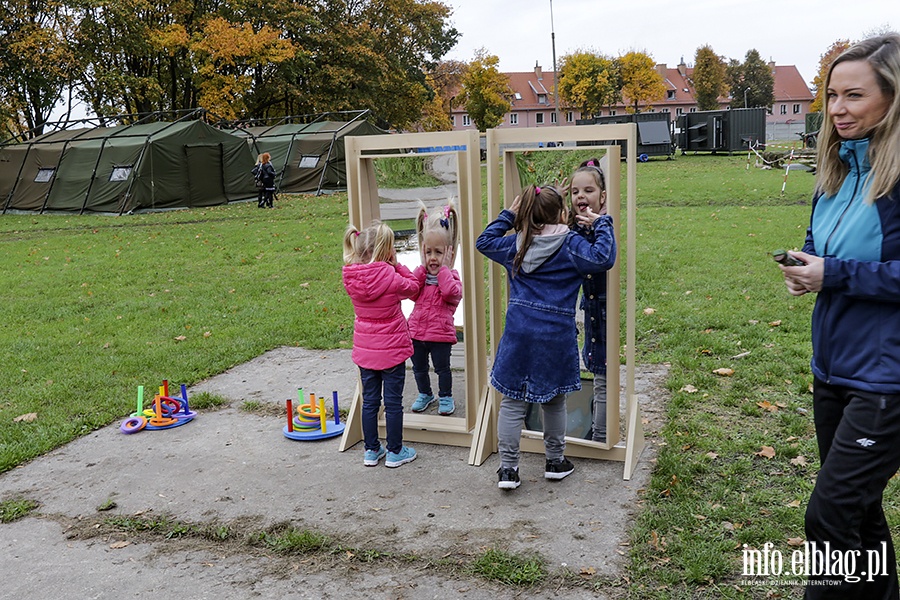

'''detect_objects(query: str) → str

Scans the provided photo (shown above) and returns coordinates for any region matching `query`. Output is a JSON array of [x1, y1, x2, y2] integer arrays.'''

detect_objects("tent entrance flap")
[[184, 143, 226, 207]]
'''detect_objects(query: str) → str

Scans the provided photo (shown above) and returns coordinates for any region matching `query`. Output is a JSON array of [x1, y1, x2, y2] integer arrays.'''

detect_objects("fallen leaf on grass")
[[757, 400, 779, 412], [756, 446, 776, 459], [787, 537, 805, 547], [174, 335, 187, 342], [786, 499, 802, 508], [579, 567, 596, 578], [731, 351, 751, 359], [14, 413, 37, 423], [643, 307, 656, 315], [649, 530, 667, 552], [706, 452, 719, 459], [790, 456, 808, 467], [680, 384, 698, 393], [769, 320, 782, 327], [109, 541, 130, 549], [713, 368, 735, 377]]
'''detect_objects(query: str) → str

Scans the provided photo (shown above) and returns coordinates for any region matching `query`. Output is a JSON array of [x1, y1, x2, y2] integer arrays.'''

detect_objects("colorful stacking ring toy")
[[120, 416, 147, 434]]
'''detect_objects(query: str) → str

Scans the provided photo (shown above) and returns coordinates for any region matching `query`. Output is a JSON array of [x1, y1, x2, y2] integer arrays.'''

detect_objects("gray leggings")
[[498, 394, 567, 468]]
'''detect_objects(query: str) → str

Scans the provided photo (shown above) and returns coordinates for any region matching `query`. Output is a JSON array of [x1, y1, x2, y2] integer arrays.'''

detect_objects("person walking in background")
[[342, 221, 419, 468], [476, 184, 616, 490], [778, 32, 900, 599], [408, 202, 462, 416], [568, 158, 615, 443], [251, 152, 276, 208]]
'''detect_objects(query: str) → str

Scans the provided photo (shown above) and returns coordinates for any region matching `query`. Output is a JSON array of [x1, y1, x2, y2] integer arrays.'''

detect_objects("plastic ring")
[[160, 397, 182, 414], [120, 416, 147, 434], [297, 405, 321, 418]]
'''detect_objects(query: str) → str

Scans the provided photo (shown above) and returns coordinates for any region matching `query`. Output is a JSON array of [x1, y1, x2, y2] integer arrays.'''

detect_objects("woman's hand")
[[780, 251, 824, 295]]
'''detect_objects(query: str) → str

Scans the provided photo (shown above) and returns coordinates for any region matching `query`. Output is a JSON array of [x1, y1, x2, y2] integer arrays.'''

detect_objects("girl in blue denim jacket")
[[476, 184, 616, 490], [568, 158, 613, 443]]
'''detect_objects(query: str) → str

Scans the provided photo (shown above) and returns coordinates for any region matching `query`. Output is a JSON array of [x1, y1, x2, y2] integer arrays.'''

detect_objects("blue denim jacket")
[[476, 210, 616, 402], [574, 224, 609, 375]]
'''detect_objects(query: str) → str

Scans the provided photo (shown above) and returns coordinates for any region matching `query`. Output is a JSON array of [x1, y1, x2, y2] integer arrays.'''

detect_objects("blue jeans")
[[359, 363, 406, 454], [411, 340, 453, 398]]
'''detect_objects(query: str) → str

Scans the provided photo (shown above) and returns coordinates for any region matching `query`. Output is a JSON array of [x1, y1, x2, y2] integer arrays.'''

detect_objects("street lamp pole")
[[744, 87, 749, 109], [550, 0, 561, 126]]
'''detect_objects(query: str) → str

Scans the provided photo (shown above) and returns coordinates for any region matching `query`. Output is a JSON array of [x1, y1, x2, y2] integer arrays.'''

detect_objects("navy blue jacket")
[[476, 210, 616, 402], [573, 224, 609, 375], [803, 138, 900, 393]]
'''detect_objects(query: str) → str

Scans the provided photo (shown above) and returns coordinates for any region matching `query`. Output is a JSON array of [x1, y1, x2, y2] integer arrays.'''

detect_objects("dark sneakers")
[[544, 457, 575, 480], [497, 466, 521, 490]]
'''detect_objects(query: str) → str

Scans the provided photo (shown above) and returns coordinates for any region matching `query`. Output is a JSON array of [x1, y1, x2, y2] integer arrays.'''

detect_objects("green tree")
[[274, 0, 458, 129], [557, 50, 618, 117], [692, 45, 726, 111], [810, 39, 851, 113], [65, 0, 457, 127], [459, 49, 510, 132], [727, 49, 774, 110], [619, 50, 665, 113], [0, 0, 80, 138]]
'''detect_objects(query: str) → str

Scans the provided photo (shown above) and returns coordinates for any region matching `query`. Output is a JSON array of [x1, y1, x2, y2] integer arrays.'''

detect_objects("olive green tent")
[[235, 117, 386, 195], [1, 120, 258, 214]]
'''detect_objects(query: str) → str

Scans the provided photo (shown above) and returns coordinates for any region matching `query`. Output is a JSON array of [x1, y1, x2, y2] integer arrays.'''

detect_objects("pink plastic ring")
[[120, 416, 147, 434]]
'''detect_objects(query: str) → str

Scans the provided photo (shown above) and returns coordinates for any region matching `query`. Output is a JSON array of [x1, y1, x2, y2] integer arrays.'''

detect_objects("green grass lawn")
[[3, 152, 894, 598]]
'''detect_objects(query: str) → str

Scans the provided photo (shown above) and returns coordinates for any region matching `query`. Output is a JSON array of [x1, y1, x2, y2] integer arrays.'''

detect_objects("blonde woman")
[[778, 32, 900, 598]]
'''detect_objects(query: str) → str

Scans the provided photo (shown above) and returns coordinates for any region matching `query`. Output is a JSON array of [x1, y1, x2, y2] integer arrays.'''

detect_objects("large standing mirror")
[[339, 130, 487, 455], [479, 123, 644, 479]]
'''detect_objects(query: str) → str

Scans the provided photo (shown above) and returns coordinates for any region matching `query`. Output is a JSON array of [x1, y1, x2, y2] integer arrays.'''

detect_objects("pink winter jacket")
[[342, 261, 419, 370], [407, 265, 462, 344]]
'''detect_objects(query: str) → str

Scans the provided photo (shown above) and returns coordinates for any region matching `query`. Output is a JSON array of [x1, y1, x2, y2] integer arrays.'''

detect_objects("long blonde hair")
[[415, 200, 459, 264], [343, 221, 395, 264], [816, 32, 900, 204]]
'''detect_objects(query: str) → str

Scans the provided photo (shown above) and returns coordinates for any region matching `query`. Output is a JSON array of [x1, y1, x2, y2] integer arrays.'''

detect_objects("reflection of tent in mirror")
[[396, 245, 464, 328]]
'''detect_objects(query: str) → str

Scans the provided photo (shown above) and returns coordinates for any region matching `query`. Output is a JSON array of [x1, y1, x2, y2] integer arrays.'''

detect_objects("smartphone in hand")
[[772, 249, 805, 266]]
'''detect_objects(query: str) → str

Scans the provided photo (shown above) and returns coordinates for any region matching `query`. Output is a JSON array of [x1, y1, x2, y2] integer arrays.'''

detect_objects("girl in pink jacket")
[[342, 221, 419, 468], [408, 203, 462, 416]]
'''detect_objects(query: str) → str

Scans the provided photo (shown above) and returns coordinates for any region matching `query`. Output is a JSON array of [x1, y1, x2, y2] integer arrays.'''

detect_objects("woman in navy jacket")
[[779, 32, 900, 599]]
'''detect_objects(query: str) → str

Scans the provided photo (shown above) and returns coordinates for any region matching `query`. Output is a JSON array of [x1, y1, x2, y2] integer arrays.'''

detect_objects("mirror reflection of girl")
[[476, 184, 616, 490], [408, 203, 462, 416], [568, 158, 615, 443], [342, 221, 419, 468]]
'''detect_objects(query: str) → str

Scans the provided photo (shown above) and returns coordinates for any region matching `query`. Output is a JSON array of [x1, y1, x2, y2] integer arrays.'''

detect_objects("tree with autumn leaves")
[[809, 39, 851, 113], [457, 49, 511, 132], [556, 51, 620, 117], [692, 45, 727, 111], [557, 49, 663, 116], [1, 0, 459, 138]]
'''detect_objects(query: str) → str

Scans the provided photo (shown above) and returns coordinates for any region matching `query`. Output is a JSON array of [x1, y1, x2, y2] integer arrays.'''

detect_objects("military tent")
[[0, 120, 258, 214], [235, 116, 386, 195]]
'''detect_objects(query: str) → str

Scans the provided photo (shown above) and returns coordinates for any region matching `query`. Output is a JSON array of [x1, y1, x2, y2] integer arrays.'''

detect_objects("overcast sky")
[[442, 0, 895, 87]]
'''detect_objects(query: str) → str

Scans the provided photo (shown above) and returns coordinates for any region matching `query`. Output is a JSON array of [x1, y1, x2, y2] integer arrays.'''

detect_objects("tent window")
[[298, 155, 320, 169], [35, 168, 55, 183], [109, 166, 133, 182]]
